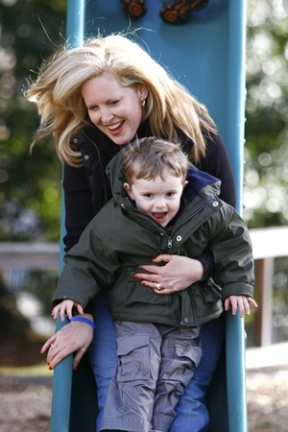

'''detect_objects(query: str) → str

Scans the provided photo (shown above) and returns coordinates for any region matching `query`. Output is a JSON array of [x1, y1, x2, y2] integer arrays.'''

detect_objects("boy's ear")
[[184, 180, 189, 188], [123, 182, 134, 199]]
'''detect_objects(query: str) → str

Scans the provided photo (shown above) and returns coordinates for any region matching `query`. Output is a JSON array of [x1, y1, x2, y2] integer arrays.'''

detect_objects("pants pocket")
[[116, 334, 151, 383], [160, 331, 202, 387]]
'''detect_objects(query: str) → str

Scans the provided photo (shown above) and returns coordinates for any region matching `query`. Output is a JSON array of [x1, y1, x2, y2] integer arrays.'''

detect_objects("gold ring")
[[155, 283, 162, 290]]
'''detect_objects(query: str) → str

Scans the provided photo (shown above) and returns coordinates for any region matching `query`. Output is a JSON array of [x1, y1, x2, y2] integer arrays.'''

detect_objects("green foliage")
[[244, 0, 288, 228], [1, 0, 288, 242], [0, 0, 66, 241]]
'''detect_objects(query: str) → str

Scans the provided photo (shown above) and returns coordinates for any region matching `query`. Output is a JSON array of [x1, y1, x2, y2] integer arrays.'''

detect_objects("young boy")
[[52, 137, 256, 432]]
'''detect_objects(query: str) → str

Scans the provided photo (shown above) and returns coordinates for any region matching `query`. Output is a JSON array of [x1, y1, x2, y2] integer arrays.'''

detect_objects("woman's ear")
[[138, 84, 148, 102], [123, 182, 134, 199]]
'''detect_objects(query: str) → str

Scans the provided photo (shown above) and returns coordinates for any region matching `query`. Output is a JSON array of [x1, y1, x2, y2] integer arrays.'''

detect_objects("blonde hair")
[[122, 137, 189, 185], [27, 33, 216, 166]]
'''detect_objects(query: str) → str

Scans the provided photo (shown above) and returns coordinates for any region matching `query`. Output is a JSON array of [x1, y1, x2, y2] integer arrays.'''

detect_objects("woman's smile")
[[81, 72, 148, 145]]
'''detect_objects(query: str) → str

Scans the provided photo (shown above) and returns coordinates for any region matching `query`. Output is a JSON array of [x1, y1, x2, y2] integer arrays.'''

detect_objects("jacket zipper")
[[166, 201, 218, 251]]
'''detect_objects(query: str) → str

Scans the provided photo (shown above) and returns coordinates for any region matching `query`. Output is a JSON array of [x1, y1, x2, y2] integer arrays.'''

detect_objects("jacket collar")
[[105, 144, 222, 209]]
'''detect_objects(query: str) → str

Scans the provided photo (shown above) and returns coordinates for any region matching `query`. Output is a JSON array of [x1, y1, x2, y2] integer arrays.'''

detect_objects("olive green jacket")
[[53, 151, 254, 327]]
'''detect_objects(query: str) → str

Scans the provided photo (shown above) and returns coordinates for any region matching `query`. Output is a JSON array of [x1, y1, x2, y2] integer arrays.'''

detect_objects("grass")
[[0, 363, 53, 376]]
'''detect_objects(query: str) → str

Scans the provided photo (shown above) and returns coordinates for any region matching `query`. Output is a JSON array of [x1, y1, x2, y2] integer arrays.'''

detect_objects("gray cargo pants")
[[100, 321, 202, 432]]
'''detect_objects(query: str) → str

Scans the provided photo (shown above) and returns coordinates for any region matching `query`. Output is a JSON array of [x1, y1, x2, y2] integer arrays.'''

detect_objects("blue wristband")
[[70, 316, 95, 330]]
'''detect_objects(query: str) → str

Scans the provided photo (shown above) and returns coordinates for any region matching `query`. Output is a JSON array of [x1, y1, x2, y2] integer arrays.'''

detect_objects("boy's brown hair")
[[122, 137, 189, 185]]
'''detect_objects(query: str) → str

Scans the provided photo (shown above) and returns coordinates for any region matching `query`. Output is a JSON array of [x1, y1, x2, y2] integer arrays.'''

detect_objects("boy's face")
[[124, 173, 187, 227]]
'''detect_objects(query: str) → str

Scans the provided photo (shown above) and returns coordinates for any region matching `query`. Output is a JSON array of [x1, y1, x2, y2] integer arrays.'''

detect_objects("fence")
[[1, 225, 288, 347]]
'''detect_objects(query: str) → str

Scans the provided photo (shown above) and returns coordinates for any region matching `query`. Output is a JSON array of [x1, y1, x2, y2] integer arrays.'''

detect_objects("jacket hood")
[[105, 146, 222, 207]]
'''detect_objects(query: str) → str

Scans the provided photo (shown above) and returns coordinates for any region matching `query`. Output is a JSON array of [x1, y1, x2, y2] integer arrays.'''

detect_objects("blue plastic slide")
[[50, 1, 248, 431]]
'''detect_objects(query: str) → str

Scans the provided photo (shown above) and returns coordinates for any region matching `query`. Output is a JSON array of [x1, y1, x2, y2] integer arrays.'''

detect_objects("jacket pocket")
[[187, 279, 223, 325], [122, 274, 172, 307], [198, 278, 223, 304]]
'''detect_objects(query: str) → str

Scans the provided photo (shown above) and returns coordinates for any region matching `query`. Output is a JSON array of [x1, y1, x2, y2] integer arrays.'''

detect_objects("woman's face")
[[81, 72, 148, 145]]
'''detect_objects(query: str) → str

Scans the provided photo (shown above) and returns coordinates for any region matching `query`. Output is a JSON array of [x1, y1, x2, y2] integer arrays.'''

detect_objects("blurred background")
[[0, 0, 287, 431], [1, 0, 287, 357]]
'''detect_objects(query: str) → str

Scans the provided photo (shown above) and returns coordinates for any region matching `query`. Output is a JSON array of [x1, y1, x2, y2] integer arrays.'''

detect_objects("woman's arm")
[[45, 163, 95, 368], [197, 132, 236, 207], [62, 163, 94, 252]]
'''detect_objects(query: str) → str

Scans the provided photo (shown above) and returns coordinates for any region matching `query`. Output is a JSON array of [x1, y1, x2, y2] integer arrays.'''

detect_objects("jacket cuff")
[[195, 249, 215, 280], [71, 301, 93, 316]]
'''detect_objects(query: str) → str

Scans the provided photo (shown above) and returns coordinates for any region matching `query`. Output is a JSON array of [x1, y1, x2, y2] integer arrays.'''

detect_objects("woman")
[[28, 33, 236, 431]]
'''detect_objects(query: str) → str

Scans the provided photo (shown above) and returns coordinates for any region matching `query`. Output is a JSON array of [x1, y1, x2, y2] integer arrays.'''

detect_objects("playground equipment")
[[51, 0, 248, 431]]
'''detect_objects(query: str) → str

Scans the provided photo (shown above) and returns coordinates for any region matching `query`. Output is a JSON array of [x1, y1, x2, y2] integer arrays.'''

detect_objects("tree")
[[1, 0, 288, 242], [0, 0, 66, 241], [244, 0, 288, 228]]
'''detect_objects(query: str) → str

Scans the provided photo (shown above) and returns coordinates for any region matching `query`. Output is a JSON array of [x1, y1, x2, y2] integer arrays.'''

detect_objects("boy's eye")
[[166, 192, 175, 197], [143, 193, 152, 198], [111, 100, 120, 105]]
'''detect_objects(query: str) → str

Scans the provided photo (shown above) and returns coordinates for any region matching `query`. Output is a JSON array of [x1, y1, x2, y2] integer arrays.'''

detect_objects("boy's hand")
[[52, 300, 84, 321], [224, 295, 258, 318]]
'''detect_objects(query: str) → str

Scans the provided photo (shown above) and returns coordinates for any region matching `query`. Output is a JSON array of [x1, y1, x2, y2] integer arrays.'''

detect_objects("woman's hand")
[[224, 296, 258, 318], [134, 254, 204, 294], [40, 313, 94, 371]]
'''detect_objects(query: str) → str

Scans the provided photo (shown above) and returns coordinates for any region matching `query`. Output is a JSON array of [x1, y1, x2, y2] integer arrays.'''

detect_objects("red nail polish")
[[141, 281, 146, 286], [74, 366, 78, 372], [49, 366, 53, 371], [134, 275, 139, 279]]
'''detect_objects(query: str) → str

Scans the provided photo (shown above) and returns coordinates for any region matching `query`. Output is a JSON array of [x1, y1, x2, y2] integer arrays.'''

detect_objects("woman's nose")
[[100, 108, 113, 123]]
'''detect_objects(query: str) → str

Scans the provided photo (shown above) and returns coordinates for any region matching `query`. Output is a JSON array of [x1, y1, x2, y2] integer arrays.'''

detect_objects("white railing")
[[249, 226, 288, 346], [1, 226, 288, 347], [0, 241, 60, 270]]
